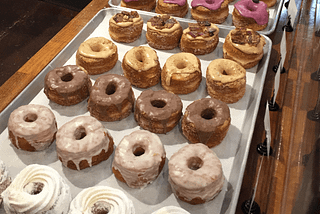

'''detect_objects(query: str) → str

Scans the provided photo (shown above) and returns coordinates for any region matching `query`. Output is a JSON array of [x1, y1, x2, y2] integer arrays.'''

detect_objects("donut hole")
[[222, 70, 228, 75], [24, 182, 44, 195], [188, 157, 203, 170], [91, 201, 111, 214], [105, 82, 117, 95], [90, 43, 104, 52], [201, 108, 216, 120], [133, 145, 145, 156], [176, 61, 187, 70], [23, 113, 38, 122], [74, 126, 87, 140], [151, 100, 167, 108], [61, 73, 73, 82], [135, 50, 145, 63]]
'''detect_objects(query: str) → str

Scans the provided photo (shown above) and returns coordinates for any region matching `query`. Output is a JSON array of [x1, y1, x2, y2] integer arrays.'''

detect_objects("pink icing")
[[191, 0, 224, 11], [123, 0, 138, 2], [234, 0, 268, 25], [163, 0, 186, 6]]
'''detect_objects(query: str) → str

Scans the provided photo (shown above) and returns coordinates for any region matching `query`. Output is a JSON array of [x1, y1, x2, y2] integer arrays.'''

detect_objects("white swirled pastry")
[[151, 206, 190, 214], [0, 159, 11, 205], [69, 186, 135, 214], [1, 164, 71, 214]]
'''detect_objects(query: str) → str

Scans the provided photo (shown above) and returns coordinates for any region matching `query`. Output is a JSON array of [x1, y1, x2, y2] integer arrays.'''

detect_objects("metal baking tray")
[[109, 0, 285, 35], [0, 8, 272, 214]]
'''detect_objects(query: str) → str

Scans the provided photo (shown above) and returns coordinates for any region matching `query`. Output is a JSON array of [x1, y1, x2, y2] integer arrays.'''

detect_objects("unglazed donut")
[[1, 164, 71, 213], [112, 130, 166, 188], [181, 98, 230, 148], [146, 14, 183, 50], [88, 74, 135, 122], [223, 28, 266, 68], [191, 0, 229, 24], [122, 46, 161, 88], [121, 0, 156, 11], [180, 21, 219, 55], [8, 104, 57, 152], [155, 0, 189, 18], [44, 65, 92, 106], [134, 89, 183, 134], [0, 160, 11, 205], [151, 206, 190, 214], [161, 52, 202, 94], [168, 143, 224, 204], [76, 37, 118, 75], [56, 116, 114, 170], [206, 59, 246, 103], [109, 11, 143, 43], [69, 186, 135, 214], [232, 0, 269, 31]]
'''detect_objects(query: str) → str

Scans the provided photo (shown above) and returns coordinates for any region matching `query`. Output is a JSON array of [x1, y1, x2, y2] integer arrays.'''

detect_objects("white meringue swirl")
[[151, 206, 190, 214], [0, 159, 11, 205]]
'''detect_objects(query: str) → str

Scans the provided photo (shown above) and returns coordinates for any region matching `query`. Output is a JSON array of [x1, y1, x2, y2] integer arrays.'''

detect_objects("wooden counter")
[[0, 0, 319, 213]]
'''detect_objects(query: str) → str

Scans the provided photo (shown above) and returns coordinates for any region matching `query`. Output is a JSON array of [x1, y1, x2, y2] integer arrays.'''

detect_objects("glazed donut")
[[122, 46, 161, 88], [7, 104, 57, 152], [44, 65, 92, 106], [0, 160, 11, 205], [146, 14, 183, 50], [161, 52, 202, 94], [112, 130, 166, 188], [121, 0, 156, 11], [190, 0, 229, 24], [134, 89, 183, 134], [69, 186, 135, 214], [223, 28, 266, 69], [152, 206, 190, 214], [56, 116, 114, 170], [109, 11, 144, 43], [1, 164, 71, 214], [168, 143, 225, 204], [261, 0, 277, 7], [155, 0, 189, 18], [180, 21, 219, 55], [206, 59, 246, 103], [232, 0, 269, 31], [88, 74, 135, 122], [181, 98, 230, 148], [76, 37, 118, 75]]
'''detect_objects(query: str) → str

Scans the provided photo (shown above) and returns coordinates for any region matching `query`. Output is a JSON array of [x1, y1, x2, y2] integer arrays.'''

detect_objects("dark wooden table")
[[0, 0, 319, 213]]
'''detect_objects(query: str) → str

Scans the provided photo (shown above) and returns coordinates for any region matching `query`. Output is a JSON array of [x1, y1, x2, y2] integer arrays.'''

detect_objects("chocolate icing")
[[113, 11, 139, 23], [231, 28, 260, 46], [187, 21, 217, 38], [148, 14, 178, 29]]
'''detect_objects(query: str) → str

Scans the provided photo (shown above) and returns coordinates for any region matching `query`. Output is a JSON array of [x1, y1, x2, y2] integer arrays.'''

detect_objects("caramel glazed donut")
[[7, 104, 57, 152], [44, 65, 92, 106], [134, 89, 183, 134], [88, 74, 135, 122], [109, 11, 143, 43], [206, 59, 246, 104], [56, 116, 114, 170], [155, 0, 189, 18], [181, 98, 231, 148], [1, 164, 71, 214], [122, 46, 161, 88], [161, 52, 202, 94], [69, 186, 135, 214], [223, 28, 266, 69], [168, 143, 225, 204], [76, 37, 118, 75], [121, 0, 156, 11], [112, 130, 166, 188]]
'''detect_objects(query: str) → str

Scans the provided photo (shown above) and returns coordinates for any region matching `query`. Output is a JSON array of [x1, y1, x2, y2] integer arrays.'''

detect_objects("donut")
[[190, 0, 229, 24], [2, 164, 71, 213], [161, 52, 202, 94], [88, 74, 135, 122], [168, 143, 225, 204], [69, 186, 135, 214], [44, 65, 92, 106], [223, 28, 266, 69], [56, 116, 114, 170], [122, 46, 161, 88], [261, 0, 277, 7], [134, 89, 183, 134], [146, 14, 183, 50], [120, 0, 156, 11], [180, 21, 219, 55], [206, 59, 246, 103], [152, 206, 190, 214], [181, 98, 230, 148], [0, 160, 11, 205], [112, 130, 166, 188], [76, 37, 118, 75], [232, 0, 269, 31], [155, 0, 189, 18], [7, 104, 57, 152], [109, 11, 144, 43]]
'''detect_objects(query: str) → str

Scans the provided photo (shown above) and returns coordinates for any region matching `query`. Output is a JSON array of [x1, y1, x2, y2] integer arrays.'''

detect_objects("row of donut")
[[120, 0, 275, 31]]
